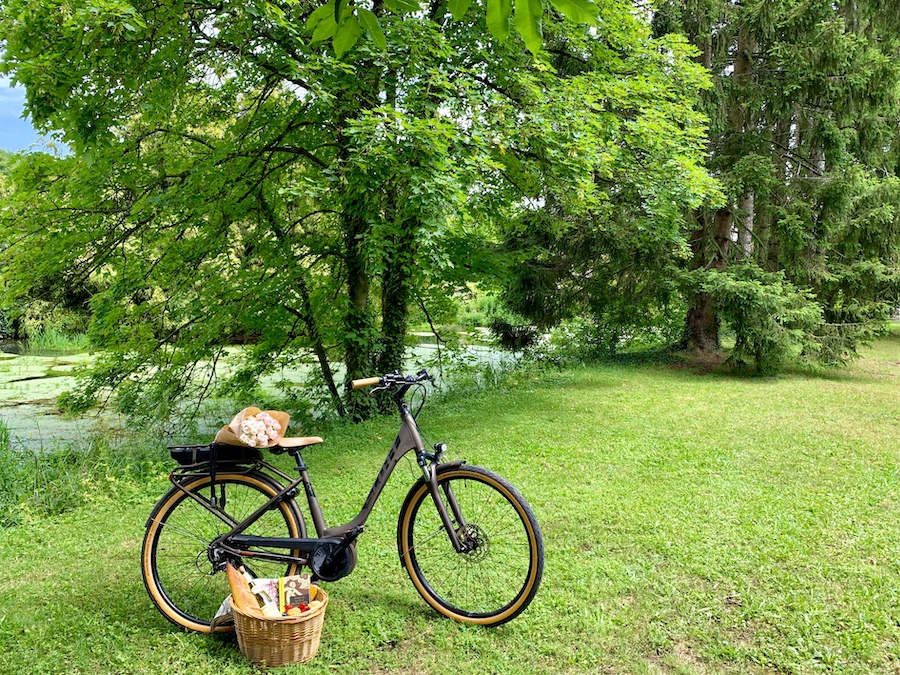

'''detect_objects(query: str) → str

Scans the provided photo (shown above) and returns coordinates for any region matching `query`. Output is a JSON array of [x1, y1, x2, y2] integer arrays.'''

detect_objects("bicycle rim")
[[142, 471, 304, 633], [398, 465, 544, 625]]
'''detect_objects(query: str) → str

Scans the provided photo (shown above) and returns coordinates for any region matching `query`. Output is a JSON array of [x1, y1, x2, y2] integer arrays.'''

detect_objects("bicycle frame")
[[174, 391, 467, 573]]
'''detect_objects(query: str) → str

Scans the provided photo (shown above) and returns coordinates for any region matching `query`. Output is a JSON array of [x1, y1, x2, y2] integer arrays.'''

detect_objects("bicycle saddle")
[[278, 436, 324, 448]]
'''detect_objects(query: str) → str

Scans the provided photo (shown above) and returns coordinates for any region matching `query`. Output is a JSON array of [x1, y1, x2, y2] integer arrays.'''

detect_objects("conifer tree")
[[656, 0, 900, 370]]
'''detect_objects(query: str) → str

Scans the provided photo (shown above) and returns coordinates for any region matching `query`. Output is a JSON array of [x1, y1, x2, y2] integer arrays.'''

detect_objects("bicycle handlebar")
[[350, 369, 432, 390], [350, 377, 382, 390]]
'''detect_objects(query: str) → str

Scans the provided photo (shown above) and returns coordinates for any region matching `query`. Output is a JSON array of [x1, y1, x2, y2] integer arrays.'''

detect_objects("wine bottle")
[[240, 566, 282, 618]]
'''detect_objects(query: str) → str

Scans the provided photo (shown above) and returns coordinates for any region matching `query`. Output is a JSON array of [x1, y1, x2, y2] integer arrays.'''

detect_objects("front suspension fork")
[[425, 464, 471, 553]]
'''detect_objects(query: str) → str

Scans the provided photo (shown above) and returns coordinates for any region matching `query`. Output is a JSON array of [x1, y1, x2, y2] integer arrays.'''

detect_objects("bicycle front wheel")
[[397, 464, 544, 626], [142, 470, 306, 633]]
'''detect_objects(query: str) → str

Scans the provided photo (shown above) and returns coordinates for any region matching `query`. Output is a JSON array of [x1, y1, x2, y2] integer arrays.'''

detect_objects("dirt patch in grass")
[[667, 350, 729, 375]]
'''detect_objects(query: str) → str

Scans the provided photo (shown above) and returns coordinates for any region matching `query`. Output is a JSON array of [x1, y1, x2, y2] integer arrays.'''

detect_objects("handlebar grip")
[[351, 376, 382, 390]]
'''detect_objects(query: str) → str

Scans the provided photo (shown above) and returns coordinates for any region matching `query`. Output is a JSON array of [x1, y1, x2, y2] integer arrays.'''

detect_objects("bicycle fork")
[[425, 464, 473, 553]]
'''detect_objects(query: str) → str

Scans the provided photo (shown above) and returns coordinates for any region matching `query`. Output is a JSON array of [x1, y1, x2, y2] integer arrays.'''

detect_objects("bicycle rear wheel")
[[397, 464, 544, 626], [142, 470, 306, 633]]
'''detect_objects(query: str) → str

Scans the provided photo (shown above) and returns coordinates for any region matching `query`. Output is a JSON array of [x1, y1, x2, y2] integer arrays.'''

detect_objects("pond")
[[0, 335, 507, 450], [0, 347, 105, 449]]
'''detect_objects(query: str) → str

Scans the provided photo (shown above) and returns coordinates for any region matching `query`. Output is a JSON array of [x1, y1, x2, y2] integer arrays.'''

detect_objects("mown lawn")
[[1, 327, 898, 674]]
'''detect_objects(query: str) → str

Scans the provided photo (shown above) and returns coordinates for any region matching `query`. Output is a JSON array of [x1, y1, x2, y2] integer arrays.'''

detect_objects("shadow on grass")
[[327, 585, 425, 623], [657, 347, 882, 384]]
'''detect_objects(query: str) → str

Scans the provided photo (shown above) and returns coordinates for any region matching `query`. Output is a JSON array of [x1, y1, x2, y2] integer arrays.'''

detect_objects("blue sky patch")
[[0, 76, 45, 152]]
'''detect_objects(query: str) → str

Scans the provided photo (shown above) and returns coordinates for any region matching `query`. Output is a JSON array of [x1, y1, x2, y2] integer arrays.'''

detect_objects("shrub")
[[20, 303, 91, 354], [696, 263, 824, 374]]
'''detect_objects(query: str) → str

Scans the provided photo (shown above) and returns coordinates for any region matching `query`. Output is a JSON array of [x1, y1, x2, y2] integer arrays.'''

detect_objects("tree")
[[1, 7, 473, 419], [503, 1, 900, 372], [498, 20, 720, 353], [654, 0, 900, 371], [0, 0, 713, 418], [0, 150, 25, 340], [0, 151, 15, 339]]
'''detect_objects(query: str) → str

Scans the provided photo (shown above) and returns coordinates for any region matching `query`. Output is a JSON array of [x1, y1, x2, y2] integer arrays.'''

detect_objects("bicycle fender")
[[430, 460, 466, 477], [400, 460, 467, 498]]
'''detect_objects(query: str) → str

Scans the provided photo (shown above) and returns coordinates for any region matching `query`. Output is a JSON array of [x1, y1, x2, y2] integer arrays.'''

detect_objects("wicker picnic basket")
[[232, 586, 329, 667]]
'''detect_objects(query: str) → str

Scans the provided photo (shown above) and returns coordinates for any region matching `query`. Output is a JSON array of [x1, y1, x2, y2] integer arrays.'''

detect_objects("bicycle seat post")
[[287, 447, 328, 537], [287, 447, 307, 473]]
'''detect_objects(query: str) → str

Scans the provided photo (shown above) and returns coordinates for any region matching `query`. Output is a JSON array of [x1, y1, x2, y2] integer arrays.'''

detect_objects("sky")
[[0, 75, 45, 152]]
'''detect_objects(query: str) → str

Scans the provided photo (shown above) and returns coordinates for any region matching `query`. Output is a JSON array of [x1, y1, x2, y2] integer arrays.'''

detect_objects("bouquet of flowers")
[[213, 406, 290, 448], [238, 412, 282, 448]]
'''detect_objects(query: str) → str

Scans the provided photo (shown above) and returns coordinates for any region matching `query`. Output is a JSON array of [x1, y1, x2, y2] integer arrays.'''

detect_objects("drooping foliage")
[[295, 0, 602, 59], [0, 150, 20, 339], [657, 0, 900, 371], [499, 20, 720, 353], [504, 0, 900, 373], [0, 0, 715, 419]]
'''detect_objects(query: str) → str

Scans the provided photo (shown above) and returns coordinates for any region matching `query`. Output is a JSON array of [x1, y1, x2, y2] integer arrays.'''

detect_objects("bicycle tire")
[[397, 464, 544, 626], [142, 470, 306, 633]]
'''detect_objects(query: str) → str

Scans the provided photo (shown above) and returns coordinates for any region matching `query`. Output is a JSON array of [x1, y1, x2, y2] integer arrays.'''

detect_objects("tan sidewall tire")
[[398, 466, 543, 626], [142, 472, 303, 633]]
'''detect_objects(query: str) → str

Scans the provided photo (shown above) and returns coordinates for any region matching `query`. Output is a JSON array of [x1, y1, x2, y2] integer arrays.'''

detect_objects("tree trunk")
[[684, 291, 720, 351], [368, 210, 419, 413], [681, 18, 755, 352], [342, 197, 375, 421], [753, 198, 770, 268], [377, 222, 415, 376], [739, 191, 754, 258], [733, 24, 755, 259], [683, 207, 733, 351], [10, 313, 23, 341], [335, 57, 383, 421]]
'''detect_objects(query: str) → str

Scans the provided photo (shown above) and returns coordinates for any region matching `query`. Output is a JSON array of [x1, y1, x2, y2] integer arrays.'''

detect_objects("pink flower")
[[238, 412, 282, 447]]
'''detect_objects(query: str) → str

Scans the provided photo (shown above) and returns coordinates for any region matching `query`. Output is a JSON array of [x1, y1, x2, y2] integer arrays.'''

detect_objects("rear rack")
[[168, 443, 262, 466]]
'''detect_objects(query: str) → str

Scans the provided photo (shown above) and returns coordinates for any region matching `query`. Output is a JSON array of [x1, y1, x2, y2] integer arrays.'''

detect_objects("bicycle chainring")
[[310, 542, 357, 582]]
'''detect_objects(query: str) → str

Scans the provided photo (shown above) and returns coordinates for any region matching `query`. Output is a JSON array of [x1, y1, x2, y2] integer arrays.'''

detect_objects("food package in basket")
[[224, 564, 323, 617]]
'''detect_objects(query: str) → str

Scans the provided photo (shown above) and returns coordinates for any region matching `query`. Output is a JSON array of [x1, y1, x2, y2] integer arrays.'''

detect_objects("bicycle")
[[142, 369, 544, 632]]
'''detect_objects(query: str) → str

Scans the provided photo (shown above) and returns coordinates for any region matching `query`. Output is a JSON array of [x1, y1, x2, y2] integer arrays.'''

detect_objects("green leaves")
[[448, 0, 473, 22], [484, 0, 600, 53], [515, 0, 543, 54], [546, 0, 598, 24], [0, 0, 716, 421], [307, 1, 385, 55], [486, 0, 513, 42], [357, 8, 386, 51], [383, 0, 422, 11], [658, 0, 900, 368], [306, 0, 599, 57], [307, 3, 338, 41], [694, 264, 824, 374], [333, 14, 362, 57]]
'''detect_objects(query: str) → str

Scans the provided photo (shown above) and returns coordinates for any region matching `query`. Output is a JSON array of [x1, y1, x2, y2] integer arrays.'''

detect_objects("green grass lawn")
[[1, 327, 899, 674]]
